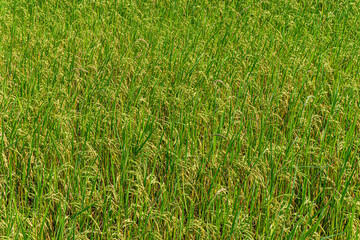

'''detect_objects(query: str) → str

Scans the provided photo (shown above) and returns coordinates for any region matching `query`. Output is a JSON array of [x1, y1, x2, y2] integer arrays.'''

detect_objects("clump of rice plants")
[[0, 0, 360, 239]]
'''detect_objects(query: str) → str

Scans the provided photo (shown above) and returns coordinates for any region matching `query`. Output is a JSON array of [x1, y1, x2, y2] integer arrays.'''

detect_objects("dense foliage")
[[1, 0, 360, 239]]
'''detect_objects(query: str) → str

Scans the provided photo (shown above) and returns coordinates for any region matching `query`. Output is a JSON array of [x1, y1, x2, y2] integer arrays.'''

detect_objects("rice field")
[[1, 0, 360, 239]]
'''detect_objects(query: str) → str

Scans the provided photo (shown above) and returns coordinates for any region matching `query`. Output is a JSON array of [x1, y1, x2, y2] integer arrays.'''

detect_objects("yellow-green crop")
[[1, 0, 360, 239]]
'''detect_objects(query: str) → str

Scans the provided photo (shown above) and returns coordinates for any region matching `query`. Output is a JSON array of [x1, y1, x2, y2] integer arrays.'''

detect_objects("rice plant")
[[0, 0, 360, 239]]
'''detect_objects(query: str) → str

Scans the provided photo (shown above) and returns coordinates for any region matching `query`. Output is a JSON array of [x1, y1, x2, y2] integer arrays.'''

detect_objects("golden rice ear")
[[135, 38, 150, 48], [214, 188, 227, 197], [0, 132, 8, 168]]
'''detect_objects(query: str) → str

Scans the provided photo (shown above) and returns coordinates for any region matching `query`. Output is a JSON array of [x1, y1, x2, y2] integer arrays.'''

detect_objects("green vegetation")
[[1, 0, 360, 239]]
